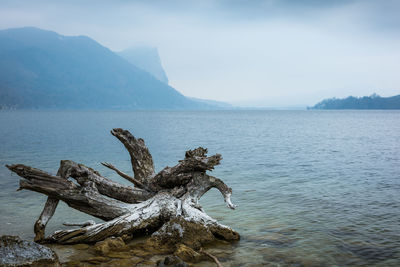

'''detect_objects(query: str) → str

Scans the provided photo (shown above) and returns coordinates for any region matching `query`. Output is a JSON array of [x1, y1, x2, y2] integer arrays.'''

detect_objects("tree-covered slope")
[[310, 94, 400, 110], [0, 27, 207, 109]]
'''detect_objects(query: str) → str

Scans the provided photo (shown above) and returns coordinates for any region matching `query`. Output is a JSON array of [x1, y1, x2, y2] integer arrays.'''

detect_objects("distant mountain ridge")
[[117, 47, 169, 84], [310, 94, 400, 109], [188, 97, 233, 108], [0, 27, 217, 110]]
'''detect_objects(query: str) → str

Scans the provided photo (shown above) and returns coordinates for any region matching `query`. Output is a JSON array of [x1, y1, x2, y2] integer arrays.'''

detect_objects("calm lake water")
[[0, 110, 399, 266]]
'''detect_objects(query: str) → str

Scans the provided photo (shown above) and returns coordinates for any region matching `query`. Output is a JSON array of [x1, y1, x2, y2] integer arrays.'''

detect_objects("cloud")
[[0, 0, 399, 106]]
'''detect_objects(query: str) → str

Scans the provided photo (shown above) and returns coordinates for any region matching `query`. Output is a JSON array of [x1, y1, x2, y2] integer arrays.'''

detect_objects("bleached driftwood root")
[[6, 128, 239, 248], [200, 248, 223, 267]]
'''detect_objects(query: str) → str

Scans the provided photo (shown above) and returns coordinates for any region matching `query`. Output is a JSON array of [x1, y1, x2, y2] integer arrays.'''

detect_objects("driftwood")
[[6, 128, 239, 247], [200, 248, 223, 267]]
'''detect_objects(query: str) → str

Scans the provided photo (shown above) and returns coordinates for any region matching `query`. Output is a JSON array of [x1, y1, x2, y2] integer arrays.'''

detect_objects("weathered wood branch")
[[7, 128, 239, 248], [101, 162, 147, 190], [200, 248, 223, 267], [45, 193, 175, 244], [44, 194, 238, 244], [33, 161, 71, 242], [141, 147, 223, 194], [62, 220, 95, 227], [57, 160, 152, 203], [184, 173, 236, 210], [6, 164, 132, 220], [34, 198, 59, 242], [111, 128, 155, 182]]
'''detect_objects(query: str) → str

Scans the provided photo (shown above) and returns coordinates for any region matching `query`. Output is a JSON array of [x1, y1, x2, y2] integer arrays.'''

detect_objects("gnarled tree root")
[[6, 128, 239, 249]]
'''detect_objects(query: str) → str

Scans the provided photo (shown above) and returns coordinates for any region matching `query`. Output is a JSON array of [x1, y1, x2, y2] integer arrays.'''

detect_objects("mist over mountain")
[[310, 94, 400, 109], [117, 47, 168, 84], [188, 97, 233, 109], [0, 27, 213, 110]]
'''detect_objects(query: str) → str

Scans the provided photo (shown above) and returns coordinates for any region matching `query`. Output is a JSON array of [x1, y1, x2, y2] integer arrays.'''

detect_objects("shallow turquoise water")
[[0, 110, 399, 266]]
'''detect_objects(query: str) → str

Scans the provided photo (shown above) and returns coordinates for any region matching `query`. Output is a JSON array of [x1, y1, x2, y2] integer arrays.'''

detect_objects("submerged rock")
[[157, 255, 189, 267], [174, 244, 203, 263], [72, 244, 90, 250], [246, 232, 298, 248], [107, 257, 144, 267], [81, 256, 109, 264], [0, 235, 59, 267], [93, 237, 126, 255]]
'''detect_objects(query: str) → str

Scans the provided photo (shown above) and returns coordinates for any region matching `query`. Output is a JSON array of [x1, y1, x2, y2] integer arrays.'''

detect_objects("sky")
[[1, 0, 400, 107]]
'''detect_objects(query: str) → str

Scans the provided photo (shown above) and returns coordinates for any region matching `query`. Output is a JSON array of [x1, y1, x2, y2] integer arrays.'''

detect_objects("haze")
[[1, 0, 399, 107]]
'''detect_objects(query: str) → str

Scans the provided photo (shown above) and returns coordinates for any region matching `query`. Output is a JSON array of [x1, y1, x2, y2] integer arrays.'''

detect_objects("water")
[[0, 110, 399, 266]]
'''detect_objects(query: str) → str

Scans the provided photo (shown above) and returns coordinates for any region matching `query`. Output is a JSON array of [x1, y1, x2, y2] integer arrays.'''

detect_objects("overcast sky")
[[1, 0, 399, 106]]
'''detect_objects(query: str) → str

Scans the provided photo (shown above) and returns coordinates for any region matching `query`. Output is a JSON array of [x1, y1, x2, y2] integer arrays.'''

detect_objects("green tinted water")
[[1, 110, 399, 266]]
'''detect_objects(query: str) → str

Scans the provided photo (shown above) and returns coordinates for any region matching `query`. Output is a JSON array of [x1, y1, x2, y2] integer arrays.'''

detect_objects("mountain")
[[189, 97, 233, 108], [0, 27, 212, 110], [310, 93, 400, 109], [117, 47, 169, 84]]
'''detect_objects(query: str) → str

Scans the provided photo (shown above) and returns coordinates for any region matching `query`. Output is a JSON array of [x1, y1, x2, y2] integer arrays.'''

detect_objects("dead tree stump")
[[6, 128, 239, 247]]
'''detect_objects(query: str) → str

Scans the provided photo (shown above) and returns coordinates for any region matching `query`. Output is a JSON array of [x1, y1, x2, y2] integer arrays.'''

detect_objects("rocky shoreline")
[[1, 233, 235, 267], [0, 235, 59, 267]]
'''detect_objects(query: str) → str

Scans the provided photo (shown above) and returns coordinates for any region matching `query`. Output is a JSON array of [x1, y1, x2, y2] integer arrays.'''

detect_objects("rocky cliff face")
[[118, 46, 169, 84]]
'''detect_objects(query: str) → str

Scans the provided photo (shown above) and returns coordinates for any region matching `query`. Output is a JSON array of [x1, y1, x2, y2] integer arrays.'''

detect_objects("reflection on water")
[[0, 110, 399, 266]]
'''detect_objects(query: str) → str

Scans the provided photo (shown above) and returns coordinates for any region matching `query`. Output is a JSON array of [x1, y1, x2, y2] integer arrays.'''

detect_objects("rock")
[[209, 225, 240, 241], [174, 244, 203, 263], [149, 217, 215, 250], [149, 254, 168, 263], [120, 234, 133, 243], [81, 256, 110, 264], [0, 235, 60, 267], [106, 258, 143, 267], [130, 248, 153, 257], [137, 260, 157, 267], [64, 261, 93, 267], [93, 237, 126, 255], [72, 244, 90, 250], [105, 251, 134, 259], [157, 255, 189, 267], [129, 242, 172, 256], [47, 243, 93, 265]]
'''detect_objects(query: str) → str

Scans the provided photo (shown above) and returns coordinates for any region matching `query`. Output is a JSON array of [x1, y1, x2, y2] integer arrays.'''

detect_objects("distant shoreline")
[[309, 94, 400, 110], [4, 107, 400, 112]]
